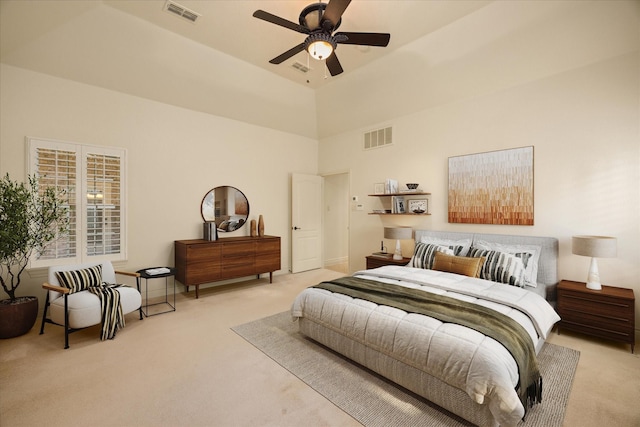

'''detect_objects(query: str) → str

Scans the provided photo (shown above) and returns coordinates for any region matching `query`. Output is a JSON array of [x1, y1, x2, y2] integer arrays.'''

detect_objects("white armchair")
[[39, 261, 142, 348]]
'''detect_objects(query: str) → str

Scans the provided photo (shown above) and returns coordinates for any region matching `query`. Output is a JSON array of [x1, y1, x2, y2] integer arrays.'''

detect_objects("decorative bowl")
[[412, 209, 425, 214], [406, 183, 419, 190]]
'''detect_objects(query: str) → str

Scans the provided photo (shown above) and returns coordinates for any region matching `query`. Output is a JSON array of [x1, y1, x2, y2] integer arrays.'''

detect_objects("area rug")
[[232, 311, 580, 427]]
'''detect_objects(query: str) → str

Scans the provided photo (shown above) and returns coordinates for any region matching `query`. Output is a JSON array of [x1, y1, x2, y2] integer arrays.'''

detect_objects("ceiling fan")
[[252, 0, 390, 77]]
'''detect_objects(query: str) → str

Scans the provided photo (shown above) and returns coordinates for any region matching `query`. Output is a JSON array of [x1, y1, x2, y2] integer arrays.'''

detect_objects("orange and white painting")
[[448, 146, 534, 225]]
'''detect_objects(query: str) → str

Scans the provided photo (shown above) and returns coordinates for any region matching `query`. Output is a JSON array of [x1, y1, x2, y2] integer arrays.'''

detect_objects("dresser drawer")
[[222, 241, 256, 259], [186, 244, 221, 263], [558, 290, 633, 319], [559, 309, 633, 334]]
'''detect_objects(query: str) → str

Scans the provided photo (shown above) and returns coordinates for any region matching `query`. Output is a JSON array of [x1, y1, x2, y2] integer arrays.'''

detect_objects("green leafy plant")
[[0, 173, 69, 302]]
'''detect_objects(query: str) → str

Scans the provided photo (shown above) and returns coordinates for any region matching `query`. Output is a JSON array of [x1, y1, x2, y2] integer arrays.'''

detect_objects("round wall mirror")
[[201, 186, 249, 232]]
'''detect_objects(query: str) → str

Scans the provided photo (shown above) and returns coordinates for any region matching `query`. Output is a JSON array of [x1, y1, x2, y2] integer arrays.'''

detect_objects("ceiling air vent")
[[292, 61, 311, 74], [364, 126, 393, 150], [164, 1, 200, 23]]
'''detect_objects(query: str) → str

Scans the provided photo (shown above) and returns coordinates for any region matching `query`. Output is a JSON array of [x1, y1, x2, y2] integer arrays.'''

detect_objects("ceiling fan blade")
[[335, 32, 391, 47], [325, 52, 344, 76], [322, 0, 351, 29], [269, 43, 306, 64], [253, 10, 309, 34]]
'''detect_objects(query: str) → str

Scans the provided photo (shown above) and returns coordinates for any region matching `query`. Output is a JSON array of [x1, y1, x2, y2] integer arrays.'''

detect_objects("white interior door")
[[291, 173, 323, 273]]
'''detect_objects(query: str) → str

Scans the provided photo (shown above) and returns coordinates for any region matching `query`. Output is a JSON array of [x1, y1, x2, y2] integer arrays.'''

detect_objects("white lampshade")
[[304, 33, 336, 61], [307, 40, 333, 60], [572, 235, 617, 290], [384, 227, 412, 260]]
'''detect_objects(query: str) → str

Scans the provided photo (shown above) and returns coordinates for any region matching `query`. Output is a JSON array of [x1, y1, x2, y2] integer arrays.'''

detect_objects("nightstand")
[[557, 280, 635, 353], [365, 255, 411, 269]]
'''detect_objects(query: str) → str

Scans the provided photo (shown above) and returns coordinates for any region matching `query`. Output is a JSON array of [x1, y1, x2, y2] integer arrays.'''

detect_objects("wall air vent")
[[164, 1, 200, 23], [364, 126, 393, 150], [292, 61, 311, 73]]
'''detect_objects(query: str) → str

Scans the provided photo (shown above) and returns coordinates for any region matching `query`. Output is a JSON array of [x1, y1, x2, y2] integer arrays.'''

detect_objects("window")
[[27, 137, 127, 267]]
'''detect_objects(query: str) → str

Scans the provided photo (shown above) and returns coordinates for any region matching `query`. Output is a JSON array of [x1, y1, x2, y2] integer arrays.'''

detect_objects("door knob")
[[293, 226, 301, 230]]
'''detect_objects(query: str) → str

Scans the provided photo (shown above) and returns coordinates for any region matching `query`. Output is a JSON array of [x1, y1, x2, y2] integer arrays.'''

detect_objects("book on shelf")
[[391, 196, 406, 213], [385, 179, 398, 194]]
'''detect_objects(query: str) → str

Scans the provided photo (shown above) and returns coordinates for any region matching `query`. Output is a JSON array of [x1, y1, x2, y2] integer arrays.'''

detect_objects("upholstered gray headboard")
[[413, 230, 559, 304]]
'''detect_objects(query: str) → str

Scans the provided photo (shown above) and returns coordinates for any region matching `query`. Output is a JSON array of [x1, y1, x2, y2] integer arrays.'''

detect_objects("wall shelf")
[[367, 192, 431, 197], [369, 192, 431, 215]]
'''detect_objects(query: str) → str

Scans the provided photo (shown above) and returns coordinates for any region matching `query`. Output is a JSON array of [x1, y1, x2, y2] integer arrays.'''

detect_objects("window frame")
[[26, 137, 127, 268]]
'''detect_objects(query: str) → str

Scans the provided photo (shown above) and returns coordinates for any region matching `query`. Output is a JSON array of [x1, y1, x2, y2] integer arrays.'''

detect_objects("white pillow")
[[418, 237, 472, 257], [472, 240, 541, 287]]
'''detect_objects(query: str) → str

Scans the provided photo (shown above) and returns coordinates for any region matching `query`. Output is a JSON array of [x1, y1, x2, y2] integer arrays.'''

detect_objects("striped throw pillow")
[[468, 248, 526, 287], [409, 243, 455, 269], [55, 265, 103, 294]]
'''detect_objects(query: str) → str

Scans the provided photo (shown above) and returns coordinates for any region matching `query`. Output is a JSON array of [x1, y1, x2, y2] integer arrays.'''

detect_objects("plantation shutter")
[[85, 153, 122, 256], [33, 145, 79, 261], [27, 137, 126, 267]]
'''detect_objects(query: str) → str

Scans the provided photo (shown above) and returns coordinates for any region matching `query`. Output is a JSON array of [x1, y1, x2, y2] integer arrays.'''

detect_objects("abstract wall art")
[[448, 146, 534, 225]]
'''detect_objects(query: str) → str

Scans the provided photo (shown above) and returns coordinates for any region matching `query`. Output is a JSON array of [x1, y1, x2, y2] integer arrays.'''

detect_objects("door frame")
[[321, 170, 351, 274]]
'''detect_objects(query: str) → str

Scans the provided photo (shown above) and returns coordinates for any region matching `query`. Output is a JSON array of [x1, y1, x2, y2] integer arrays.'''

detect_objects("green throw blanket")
[[88, 283, 126, 340], [314, 276, 542, 413]]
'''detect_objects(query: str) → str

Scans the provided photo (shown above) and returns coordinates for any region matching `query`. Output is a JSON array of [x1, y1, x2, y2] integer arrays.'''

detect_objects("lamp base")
[[586, 281, 602, 291], [585, 257, 602, 290], [393, 239, 403, 260]]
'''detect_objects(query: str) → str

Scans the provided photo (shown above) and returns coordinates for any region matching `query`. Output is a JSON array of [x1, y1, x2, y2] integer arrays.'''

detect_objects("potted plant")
[[0, 173, 68, 339]]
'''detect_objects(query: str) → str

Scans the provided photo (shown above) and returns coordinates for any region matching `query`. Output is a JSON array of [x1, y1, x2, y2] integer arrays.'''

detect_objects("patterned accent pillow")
[[55, 265, 103, 294], [409, 243, 455, 269], [472, 240, 541, 287], [432, 252, 485, 278], [468, 248, 526, 287]]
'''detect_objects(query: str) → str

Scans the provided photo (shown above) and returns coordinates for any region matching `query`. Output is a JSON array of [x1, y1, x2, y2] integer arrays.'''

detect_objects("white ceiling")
[[1, 0, 491, 90], [105, 0, 491, 88]]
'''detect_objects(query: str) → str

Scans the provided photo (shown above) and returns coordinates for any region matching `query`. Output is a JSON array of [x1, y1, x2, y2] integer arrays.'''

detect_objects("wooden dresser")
[[175, 236, 280, 298], [557, 279, 635, 353]]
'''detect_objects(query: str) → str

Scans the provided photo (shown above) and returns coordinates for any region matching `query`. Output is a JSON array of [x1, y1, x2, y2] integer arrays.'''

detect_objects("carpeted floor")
[[233, 311, 580, 427], [1, 268, 638, 426]]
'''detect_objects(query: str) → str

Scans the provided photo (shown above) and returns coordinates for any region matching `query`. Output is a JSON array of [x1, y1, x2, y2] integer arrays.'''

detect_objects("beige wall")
[[0, 64, 319, 299], [318, 2, 640, 328], [1, 1, 638, 330]]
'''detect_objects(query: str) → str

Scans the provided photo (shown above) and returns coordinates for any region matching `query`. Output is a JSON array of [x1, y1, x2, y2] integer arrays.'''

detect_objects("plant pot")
[[0, 296, 39, 339]]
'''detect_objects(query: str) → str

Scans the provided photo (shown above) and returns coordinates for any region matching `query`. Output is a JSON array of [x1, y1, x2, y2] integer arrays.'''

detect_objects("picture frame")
[[408, 199, 427, 214], [392, 196, 405, 213], [373, 183, 385, 195]]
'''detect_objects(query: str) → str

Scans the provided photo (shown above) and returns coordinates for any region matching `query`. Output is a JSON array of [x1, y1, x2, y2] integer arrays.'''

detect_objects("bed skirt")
[[299, 317, 499, 427]]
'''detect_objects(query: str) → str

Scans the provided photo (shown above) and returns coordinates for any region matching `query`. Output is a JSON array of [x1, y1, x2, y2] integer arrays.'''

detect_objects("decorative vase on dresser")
[[258, 215, 265, 237]]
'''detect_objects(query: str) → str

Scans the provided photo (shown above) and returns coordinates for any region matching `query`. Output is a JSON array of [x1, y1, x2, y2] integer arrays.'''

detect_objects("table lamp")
[[384, 227, 413, 260], [571, 235, 617, 290]]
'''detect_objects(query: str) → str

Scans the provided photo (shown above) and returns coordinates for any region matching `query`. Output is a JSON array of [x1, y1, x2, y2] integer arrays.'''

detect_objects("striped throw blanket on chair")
[[88, 283, 126, 340]]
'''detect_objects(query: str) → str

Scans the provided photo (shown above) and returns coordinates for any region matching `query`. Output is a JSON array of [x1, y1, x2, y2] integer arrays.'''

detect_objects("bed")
[[291, 230, 561, 427]]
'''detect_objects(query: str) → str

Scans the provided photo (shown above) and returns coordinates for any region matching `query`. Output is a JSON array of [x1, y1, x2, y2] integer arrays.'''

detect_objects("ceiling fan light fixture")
[[304, 33, 336, 61]]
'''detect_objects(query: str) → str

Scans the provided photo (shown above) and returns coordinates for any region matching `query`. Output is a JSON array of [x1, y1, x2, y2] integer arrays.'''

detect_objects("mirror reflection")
[[201, 186, 249, 232]]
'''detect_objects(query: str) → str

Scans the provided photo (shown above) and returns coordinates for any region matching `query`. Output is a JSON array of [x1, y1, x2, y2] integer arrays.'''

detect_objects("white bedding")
[[291, 265, 560, 427]]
